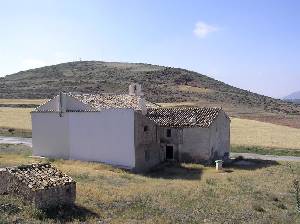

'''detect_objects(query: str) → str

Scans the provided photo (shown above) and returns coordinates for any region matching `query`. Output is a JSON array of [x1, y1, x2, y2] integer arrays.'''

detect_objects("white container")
[[215, 160, 223, 171]]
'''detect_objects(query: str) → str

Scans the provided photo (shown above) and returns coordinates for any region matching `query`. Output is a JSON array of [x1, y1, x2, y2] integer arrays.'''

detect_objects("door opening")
[[166, 145, 174, 160]]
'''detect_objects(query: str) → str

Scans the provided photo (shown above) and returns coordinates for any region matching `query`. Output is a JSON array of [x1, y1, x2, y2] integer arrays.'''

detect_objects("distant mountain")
[[284, 91, 300, 104], [1, 61, 300, 116], [285, 91, 300, 100]]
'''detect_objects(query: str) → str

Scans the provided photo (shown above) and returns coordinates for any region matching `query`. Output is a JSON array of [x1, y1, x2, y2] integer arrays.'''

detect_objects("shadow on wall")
[[146, 162, 203, 180], [35, 204, 99, 222]]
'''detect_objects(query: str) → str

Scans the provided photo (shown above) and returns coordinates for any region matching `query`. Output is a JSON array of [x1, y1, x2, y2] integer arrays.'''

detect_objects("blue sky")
[[0, 0, 299, 98]]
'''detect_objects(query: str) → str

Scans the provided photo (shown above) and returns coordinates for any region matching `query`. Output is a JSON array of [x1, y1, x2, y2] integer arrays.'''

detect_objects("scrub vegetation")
[[0, 144, 300, 223], [1, 61, 300, 118]]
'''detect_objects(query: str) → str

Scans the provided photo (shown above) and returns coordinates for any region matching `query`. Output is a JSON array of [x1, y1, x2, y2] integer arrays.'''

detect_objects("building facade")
[[147, 108, 230, 164], [31, 84, 230, 172]]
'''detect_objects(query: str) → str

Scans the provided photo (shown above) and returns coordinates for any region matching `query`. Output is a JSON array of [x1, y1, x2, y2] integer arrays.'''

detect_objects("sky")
[[0, 0, 299, 98]]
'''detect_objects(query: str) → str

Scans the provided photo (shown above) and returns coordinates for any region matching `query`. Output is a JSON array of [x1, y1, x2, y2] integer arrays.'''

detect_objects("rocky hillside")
[[1, 61, 300, 115]]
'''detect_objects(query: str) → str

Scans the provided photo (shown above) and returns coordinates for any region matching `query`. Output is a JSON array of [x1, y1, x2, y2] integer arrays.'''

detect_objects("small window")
[[145, 150, 150, 161], [166, 129, 171, 137], [144, 126, 148, 132]]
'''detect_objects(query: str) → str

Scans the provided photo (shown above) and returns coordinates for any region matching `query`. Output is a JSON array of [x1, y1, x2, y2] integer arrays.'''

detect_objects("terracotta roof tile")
[[146, 107, 222, 128], [67, 93, 159, 111]]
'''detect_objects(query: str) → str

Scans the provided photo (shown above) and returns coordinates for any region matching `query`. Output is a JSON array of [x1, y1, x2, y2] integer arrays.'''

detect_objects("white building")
[[31, 84, 230, 172]]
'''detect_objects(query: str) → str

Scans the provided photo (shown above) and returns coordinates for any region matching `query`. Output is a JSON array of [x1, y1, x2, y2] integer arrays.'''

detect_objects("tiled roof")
[[3, 163, 75, 191], [146, 107, 222, 128], [67, 93, 159, 111]]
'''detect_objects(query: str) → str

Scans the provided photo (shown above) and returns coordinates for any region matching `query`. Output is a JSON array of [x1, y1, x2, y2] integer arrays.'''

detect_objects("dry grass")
[[0, 99, 46, 105], [231, 117, 300, 150], [157, 101, 198, 108], [177, 85, 214, 94], [0, 145, 299, 223], [0, 107, 33, 130]]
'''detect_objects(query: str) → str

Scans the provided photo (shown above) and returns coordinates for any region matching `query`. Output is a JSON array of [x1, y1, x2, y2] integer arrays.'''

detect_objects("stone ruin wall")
[[0, 164, 76, 209], [32, 183, 76, 208]]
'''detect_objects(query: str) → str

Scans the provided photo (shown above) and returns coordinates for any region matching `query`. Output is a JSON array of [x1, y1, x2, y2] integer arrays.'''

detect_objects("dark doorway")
[[166, 145, 174, 160]]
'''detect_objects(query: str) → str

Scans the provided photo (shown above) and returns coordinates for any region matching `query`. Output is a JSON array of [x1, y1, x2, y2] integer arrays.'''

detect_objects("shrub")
[[8, 128, 15, 134], [252, 204, 265, 213]]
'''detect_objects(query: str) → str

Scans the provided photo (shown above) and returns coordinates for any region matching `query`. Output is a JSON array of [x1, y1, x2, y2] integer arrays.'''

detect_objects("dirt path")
[[231, 152, 300, 162], [0, 136, 32, 147]]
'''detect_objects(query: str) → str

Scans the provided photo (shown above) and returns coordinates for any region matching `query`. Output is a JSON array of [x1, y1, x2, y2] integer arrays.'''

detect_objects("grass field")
[[231, 145, 300, 157], [231, 118, 300, 150], [0, 107, 33, 137], [0, 99, 47, 105], [0, 99, 43, 134], [0, 144, 299, 223], [0, 107, 33, 130]]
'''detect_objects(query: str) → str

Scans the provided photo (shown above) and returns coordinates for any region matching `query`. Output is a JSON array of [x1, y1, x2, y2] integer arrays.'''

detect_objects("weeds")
[[287, 163, 300, 213], [205, 178, 216, 186], [1, 150, 300, 223], [293, 179, 300, 213], [0, 203, 21, 215], [252, 204, 265, 213]]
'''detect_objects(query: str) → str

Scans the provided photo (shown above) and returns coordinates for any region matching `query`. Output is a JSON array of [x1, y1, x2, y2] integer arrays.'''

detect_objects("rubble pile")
[[0, 163, 76, 208], [6, 163, 74, 191]]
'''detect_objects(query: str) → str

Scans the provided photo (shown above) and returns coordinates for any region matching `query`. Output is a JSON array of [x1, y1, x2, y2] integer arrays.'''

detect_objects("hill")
[[1, 61, 300, 118]]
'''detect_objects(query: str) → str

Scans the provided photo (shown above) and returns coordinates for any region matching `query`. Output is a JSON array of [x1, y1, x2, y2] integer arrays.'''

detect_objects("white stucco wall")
[[37, 96, 60, 111], [68, 109, 135, 168], [65, 95, 93, 111], [31, 112, 70, 159], [36, 94, 92, 112], [31, 109, 136, 169], [208, 111, 230, 158]]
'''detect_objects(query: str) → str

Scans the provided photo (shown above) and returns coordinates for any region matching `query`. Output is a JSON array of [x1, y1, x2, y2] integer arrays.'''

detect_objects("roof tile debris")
[[5, 163, 74, 191], [146, 107, 222, 128]]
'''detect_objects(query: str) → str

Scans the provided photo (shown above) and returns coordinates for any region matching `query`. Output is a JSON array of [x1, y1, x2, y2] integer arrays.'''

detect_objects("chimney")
[[189, 117, 196, 125], [129, 83, 143, 96], [58, 92, 66, 117], [138, 97, 147, 115]]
